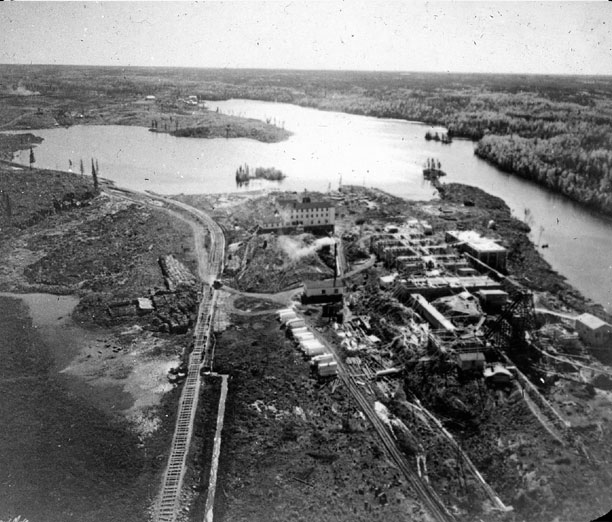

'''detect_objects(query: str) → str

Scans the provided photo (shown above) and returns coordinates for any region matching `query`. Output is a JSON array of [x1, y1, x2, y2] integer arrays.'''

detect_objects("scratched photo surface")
[[0, 2, 611, 522]]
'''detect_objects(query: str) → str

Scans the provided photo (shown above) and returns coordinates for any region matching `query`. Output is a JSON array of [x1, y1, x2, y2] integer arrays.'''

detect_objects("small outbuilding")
[[575, 313, 612, 347], [137, 297, 154, 312], [458, 351, 485, 371], [484, 364, 514, 385], [303, 278, 345, 304]]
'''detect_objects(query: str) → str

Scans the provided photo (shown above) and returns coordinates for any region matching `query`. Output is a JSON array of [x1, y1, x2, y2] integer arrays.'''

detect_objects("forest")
[[2, 65, 611, 214]]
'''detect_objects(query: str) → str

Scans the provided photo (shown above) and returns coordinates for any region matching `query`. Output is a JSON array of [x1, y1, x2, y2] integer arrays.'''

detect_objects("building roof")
[[304, 278, 345, 289], [576, 313, 611, 331], [459, 352, 486, 361], [278, 196, 334, 210], [478, 289, 509, 296], [380, 274, 398, 284], [447, 230, 506, 253], [137, 297, 154, 310], [276, 197, 298, 206], [293, 201, 334, 210], [484, 364, 513, 379]]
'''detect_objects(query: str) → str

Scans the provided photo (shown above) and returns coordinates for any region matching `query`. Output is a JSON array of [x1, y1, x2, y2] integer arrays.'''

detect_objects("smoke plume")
[[6, 83, 40, 96], [278, 235, 335, 261]]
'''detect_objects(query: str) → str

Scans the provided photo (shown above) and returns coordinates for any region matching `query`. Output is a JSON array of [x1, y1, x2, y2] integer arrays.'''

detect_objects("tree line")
[[14, 66, 612, 216], [182, 79, 612, 216]]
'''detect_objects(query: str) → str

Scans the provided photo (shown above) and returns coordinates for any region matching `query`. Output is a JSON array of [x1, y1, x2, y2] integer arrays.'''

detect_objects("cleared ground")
[[192, 313, 433, 522]]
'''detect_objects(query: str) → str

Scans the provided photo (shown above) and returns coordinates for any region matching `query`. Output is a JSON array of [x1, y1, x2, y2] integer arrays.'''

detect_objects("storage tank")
[[277, 307, 294, 317], [304, 345, 326, 357], [310, 354, 334, 366], [290, 326, 310, 337], [286, 318, 305, 329], [318, 361, 338, 376], [280, 313, 298, 325]]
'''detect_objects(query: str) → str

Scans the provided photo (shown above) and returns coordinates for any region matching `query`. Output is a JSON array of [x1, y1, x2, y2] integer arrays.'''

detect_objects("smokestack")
[[334, 241, 338, 283]]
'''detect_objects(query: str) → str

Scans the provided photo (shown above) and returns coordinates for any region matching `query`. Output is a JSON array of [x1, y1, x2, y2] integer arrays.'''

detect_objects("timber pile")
[[159, 254, 197, 291]]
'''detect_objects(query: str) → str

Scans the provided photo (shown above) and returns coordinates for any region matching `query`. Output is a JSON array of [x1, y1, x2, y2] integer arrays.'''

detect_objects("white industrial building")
[[446, 230, 507, 271], [575, 313, 612, 347]]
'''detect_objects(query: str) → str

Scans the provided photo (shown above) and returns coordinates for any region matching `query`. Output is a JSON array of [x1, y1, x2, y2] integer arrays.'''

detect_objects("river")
[[8, 99, 612, 312]]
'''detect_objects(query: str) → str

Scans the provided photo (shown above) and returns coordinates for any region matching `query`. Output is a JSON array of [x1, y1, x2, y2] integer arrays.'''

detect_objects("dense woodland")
[[2, 66, 611, 214]]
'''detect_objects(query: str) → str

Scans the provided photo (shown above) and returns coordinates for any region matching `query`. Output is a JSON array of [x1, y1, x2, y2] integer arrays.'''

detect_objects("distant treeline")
[[4, 65, 612, 214], [174, 73, 612, 215]]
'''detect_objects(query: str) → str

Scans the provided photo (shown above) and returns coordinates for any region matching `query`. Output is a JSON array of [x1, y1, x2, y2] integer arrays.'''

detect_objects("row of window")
[[291, 220, 329, 225]]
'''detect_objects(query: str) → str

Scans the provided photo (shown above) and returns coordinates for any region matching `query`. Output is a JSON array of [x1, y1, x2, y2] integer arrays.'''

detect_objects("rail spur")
[[153, 202, 225, 522], [155, 289, 217, 521], [307, 327, 454, 522]]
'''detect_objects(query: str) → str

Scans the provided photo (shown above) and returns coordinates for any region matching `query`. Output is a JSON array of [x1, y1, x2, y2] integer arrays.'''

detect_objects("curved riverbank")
[[0, 165, 206, 521], [434, 183, 611, 320]]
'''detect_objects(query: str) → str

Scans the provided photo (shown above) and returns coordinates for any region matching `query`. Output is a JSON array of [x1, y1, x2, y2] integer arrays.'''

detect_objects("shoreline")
[[0, 294, 171, 522], [202, 96, 612, 221], [1, 164, 609, 522]]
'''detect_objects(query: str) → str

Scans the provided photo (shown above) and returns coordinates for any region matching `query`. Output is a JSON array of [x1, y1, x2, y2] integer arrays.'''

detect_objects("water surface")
[[8, 99, 612, 311], [0, 295, 149, 522]]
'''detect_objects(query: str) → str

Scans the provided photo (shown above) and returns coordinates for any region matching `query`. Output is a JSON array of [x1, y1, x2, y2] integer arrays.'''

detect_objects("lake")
[[9, 99, 612, 312]]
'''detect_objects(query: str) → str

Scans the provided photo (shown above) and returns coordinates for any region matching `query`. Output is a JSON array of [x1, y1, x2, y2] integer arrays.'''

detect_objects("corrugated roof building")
[[575, 313, 612, 347], [446, 230, 507, 271]]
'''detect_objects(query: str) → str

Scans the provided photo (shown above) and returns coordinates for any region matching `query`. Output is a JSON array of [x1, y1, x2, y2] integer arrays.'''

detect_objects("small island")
[[168, 111, 291, 143], [422, 157, 446, 179], [235, 164, 286, 186], [425, 130, 452, 144]]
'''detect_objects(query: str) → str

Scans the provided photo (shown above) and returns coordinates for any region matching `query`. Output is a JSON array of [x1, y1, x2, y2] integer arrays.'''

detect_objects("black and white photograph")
[[0, 1, 611, 521]]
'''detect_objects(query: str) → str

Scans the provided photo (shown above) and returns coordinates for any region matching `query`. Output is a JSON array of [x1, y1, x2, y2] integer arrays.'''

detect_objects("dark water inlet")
[[0, 295, 151, 522]]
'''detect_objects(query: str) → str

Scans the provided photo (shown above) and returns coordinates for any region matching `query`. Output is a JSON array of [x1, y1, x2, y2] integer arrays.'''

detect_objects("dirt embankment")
[[0, 164, 95, 231], [0, 133, 43, 161], [0, 166, 202, 478]]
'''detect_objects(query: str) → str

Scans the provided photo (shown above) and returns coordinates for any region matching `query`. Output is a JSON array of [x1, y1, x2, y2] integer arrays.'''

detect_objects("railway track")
[[156, 289, 216, 522], [104, 187, 226, 522], [343, 366, 454, 522], [152, 200, 224, 522], [307, 327, 455, 522]]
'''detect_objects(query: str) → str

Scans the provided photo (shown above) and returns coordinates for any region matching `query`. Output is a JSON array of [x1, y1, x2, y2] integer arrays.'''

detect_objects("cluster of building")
[[369, 223, 518, 376], [374, 226, 507, 302], [277, 307, 338, 377], [287, 199, 612, 391]]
